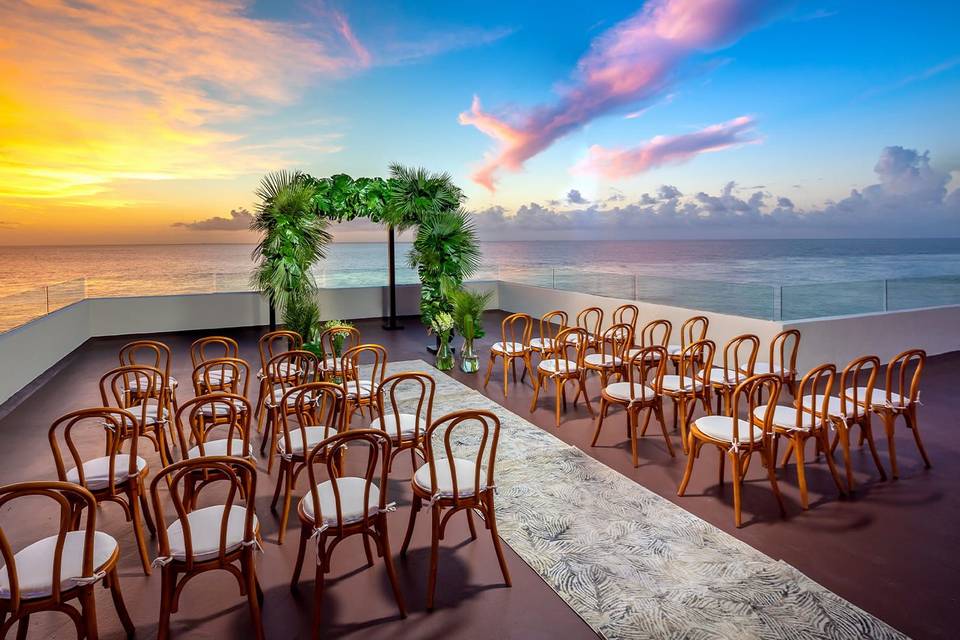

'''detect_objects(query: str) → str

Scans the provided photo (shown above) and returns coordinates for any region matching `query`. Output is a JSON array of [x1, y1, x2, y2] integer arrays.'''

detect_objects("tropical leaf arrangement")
[[445, 280, 492, 341]]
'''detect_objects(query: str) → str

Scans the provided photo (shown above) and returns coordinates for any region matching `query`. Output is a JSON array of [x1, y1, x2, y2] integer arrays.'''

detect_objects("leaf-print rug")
[[388, 360, 906, 640]]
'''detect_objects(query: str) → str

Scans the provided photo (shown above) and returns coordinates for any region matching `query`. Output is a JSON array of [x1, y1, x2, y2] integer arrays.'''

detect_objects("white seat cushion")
[[565, 332, 594, 343], [753, 405, 820, 431], [799, 394, 845, 418], [277, 425, 336, 455], [301, 477, 380, 526], [538, 359, 579, 375], [706, 367, 741, 385], [186, 437, 248, 459], [667, 344, 682, 355], [529, 337, 555, 351], [258, 362, 299, 378], [268, 385, 313, 407], [0, 531, 117, 599], [846, 387, 908, 408], [625, 348, 662, 360], [414, 458, 487, 498], [128, 402, 168, 425], [125, 374, 178, 392], [584, 353, 622, 367], [750, 361, 791, 376], [604, 382, 656, 402], [166, 505, 257, 562], [345, 380, 377, 399], [195, 369, 235, 385], [371, 413, 425, 440], [199, 397, 248, 417], [66, 455, 147, 491], [492, 341, 526, 355], [694, 415, 764, 443], [660, 375, 703, 393]]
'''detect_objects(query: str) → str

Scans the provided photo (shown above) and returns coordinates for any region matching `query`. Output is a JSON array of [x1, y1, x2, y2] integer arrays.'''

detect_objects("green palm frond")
[[385, 163, 463, 230]]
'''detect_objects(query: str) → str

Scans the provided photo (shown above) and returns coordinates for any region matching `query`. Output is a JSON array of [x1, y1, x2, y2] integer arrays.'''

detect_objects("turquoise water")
[[1, 238, 960, 328]]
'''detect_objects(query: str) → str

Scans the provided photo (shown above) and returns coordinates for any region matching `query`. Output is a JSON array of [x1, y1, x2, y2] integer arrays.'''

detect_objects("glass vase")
[[460, 337, 479, 373], [435, 334, 454, 371]]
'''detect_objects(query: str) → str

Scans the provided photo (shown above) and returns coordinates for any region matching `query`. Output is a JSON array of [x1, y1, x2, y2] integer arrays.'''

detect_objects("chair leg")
[[312, 561, 326, 639], [905, 406, 932, 469], [628, 408, 639, 468], [579, 376, 594, 417], [80, 586, 99, 640], [426, 506, 442, 611], [277, 462, 295, 545], [291, 524, 309, 590], [554, 379, 563, 427], [718, 447, 725, 486], [503, 357, 510, 397], [486, 495, 512, 587], [881, 413, 899, 479], [466, 510, 478, 540], [835, 420, 855, 492], [107, 568, 135, 639], [378, 519, 407, 618], [761, 445, 786, 517], [590, 397, 608, 446], [730, 452, 743, 528], [255, 379, 267, 433], [794, 436, 809, 509], [529, 373, 542, 413], [677, 398, 689, 454], [677, 438, 698, 496], [158, 566, 175, 640], [129, 486, 152, 575], [14, 615, 29, 640], [271, 459, 285, 512], [653, 404, 674, 457], [242, 551, 265, 640], [483, 354, 496, 389], [400, 494, 421, 555], [862, 420, 888, 480], [820, 429, 846, 496]]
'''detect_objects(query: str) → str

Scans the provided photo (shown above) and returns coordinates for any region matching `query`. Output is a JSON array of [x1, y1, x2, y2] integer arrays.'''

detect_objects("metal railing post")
[[882, 279, 889, 312], [774, 286, 782, 322], [552, 268, 557, 289], [633, 274, 638, 301], [45, 286, 50, 314]]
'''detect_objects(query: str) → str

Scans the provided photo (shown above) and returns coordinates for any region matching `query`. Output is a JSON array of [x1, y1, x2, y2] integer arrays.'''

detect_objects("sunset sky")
[[1, 0, 958, 244]]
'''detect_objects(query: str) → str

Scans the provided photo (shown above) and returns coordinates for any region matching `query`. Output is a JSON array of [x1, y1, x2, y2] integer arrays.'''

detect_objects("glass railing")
[[3, 270, 959, 334]]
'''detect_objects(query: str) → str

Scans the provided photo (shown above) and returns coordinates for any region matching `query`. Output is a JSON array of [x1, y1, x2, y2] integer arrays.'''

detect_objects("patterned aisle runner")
[[386, 361, 905, 640]]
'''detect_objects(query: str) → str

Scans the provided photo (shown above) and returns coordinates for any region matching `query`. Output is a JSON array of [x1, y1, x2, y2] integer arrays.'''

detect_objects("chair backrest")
[[150, 457, 258, 571], [794, 363, 836, 429], [885, 348, 925, 407], [279, 382, 346, 457], [721, 334, 760, 384], [319, 325, 361, 373], [768, 329, 801, 375], [423, 410, 500, 506], [266, 350, 321, 407], [190, 336, 239, 369], [550, 327, 589, 373], [0, 481, 98, 610], [732, 374, 782, 447], [119, 340, 172, 385], [500, 313, 533, 348], [678, 316, 709, 349], [537, 310, 568, 343], [836, 355, 880, 421], [99, 364, 167, 425], [612, 304, 639, 333], [174, 393, 252, 459], [258, 330, 303, 370], [49, 407, 140, 495], [637, 319, 671, 349], [340, 344, 387, 399], [192, 357, 250, 396], [598, 323, 633, 361], [678, 339, 715, 390], [376, 372, 435, 443], [575, 307, 603, 337], [303, 429, 390, 532], [623, 346, 667, 402]]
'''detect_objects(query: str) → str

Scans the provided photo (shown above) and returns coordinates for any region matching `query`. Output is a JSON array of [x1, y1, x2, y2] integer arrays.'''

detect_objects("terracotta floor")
[[1, 312, 957, 639]]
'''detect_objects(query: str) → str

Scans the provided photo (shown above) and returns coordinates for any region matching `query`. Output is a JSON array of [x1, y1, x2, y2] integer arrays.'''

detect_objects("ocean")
[[2, 238, 960, 330]]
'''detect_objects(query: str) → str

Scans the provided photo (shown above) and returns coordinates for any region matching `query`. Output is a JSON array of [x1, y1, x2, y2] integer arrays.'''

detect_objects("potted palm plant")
[[446, 282, 492, 373], [431, 312, 455, 371]]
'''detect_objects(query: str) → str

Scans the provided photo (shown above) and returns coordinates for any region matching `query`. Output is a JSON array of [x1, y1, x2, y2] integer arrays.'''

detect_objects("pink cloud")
[[459, 0, 775, 190], [574, 115, 760, 178]]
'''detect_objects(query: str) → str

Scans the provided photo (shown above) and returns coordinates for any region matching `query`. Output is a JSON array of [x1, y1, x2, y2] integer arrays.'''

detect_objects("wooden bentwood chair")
[[318, 324, 361, 381], [530, 327, 594, 427], [592, 345, 673, 467], [583, 322, 632, 394], [484, 312, 535, 397], [746, 329, 801, 397], [49, 407, 156, 575], [100, 364, 173, 466], [150, 457, 263, 640], [272, 383, 346, 545], [261, 350, 321, 471], [660, 339, 715, 454], [189, 336, 240, 394], [567, 307, 603, 352], [372, 372, 436, 473], [291, 430, 406, 635], [254, 330, 302, 434], [679, 374, 786, 527], [340, 344, 388, 426], [708, 334, 759, 415], [529, 310, 568, 360], [0, 481, 135, 640], [668, 315, 709, 372], [401, 410, 510, 610], [119, 339, 179, 411]]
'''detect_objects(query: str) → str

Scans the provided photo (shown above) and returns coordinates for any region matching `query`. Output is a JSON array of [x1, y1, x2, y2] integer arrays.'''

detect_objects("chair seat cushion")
[[604, 382, 656, 402], [186, 437, 248, 459], [492, 341, 527, 355], [753, 405, 820, 431], [371, 413, 425, 440], [584, 353, 622, 367], [694, 415, 764, 443], [660, 375, 703, 392], [414, 458, 487, 498], [529, 337, 555, 351], [301, 477, 380, 526], [0, 531, 117, 599], [66, 455, 147, 491], [799, 394, 845, 419], [846, 387, 908, 408], [750, 361, 793, 376], [199, 397, 247, 417], [166, 505, 258, 562], [565, 332, 595, 343], [278, 426, 337, 455], [258, 362, 299, 378], [129, 402, 168, 425], [706, 367, 741, 385], [195, 369, 234, 385], [125, 374, 178, 392], [625, 348, 662, 360], [344, 380, 377, 399], [667, 344, 682, 355], [538, 359, 579, 375]]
